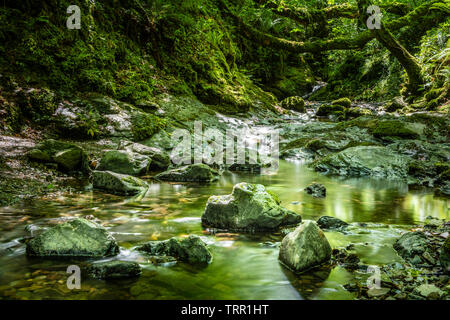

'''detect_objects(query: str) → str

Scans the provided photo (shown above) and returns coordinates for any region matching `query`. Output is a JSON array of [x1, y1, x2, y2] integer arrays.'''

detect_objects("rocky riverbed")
[[0, 94, 448, 300]]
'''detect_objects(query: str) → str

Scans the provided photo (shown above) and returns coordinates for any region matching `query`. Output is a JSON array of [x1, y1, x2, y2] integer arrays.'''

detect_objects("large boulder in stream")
[[155, 163, 220, 182], [27, 139, 88, 172], [137, 235, 212, 265], [26, 218, 119, 257], [279, 220, 332, 273], [313, 146, 410, 179], [97, 150, 150, 176], [202, 182, 301, 232], [93, 170, 148, 196]]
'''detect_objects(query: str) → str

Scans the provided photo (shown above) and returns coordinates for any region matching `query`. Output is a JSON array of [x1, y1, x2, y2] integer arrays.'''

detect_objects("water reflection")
[[0, 160, 448, 300]]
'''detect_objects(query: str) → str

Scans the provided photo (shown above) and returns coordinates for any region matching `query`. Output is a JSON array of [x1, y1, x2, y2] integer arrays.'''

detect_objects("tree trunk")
[[357, 0, 424, 97], [373, 25, 424, 96]]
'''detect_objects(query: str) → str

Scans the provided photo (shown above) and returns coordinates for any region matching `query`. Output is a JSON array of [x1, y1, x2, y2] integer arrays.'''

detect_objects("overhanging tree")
[[219, 0, 450, 98]]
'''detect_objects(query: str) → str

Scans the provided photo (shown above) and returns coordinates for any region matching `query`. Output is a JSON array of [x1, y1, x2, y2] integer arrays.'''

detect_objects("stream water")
[[0, 158, 448, 300]]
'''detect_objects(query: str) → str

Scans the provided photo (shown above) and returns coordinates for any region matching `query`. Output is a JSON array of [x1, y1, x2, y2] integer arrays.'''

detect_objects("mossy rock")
[[138, 235, 212, 265], [312, 146, 410, 179], [155, 164, 220, 183], [92, 170, 148, 196], [316, 104, 346, 117], [26, 218, 119, 257], [97, 150, 150, 176], [345, 107, 372, 119], [202, 182, 301, 232], [331, 98, 352, 108], [280, 96, 306, 113], [27, 139, 88, 172], [369, 120, 420, 139], [131, 112, 167, 141]]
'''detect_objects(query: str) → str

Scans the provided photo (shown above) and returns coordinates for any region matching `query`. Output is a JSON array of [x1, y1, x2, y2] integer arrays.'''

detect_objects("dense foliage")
[[0, 0, 448, 129]]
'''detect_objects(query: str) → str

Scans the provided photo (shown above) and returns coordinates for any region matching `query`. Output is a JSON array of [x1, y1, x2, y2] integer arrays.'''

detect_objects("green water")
[[0, 160, 448, 300]]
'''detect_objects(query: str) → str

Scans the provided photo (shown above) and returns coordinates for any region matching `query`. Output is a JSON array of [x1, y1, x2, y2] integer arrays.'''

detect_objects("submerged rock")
[[87, 260, 141, 279], [279, 220, 332, 273], [92, 170, 148, 196], [97, 150, 150, 176], [27, 139, 88, 172], [155, 163, 219, 182], [313, 146, 410, 179], [281, 96, 305, 113], [202, 182, 301, 232], [26, 218, 119, 257], [304, 183, 326, 198], [137, 235, 212, 265], [317, 216, 348, 230]]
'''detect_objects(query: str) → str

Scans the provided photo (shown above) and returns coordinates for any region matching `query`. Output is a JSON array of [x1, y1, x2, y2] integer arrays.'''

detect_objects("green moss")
[[345, 107, 372, 119], [266, 190, 281, 205], [316, 104, 346, 117], [282, 138, 310, 150], [4, 101, 22, 132], [335, 116, 378, 131], [408, 161, 429, 176], [331, 98, 352, 108], [131, 113, 167, 141], [305, 138, 328, 151], [342, 141, 380, 150], [280, 96, 305, 112], [369, 120, 420, 139]]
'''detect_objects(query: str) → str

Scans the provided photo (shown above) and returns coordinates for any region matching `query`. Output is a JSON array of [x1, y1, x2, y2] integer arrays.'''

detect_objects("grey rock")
[[313, 146, 410, 180], [279, 220, 332, 273]]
